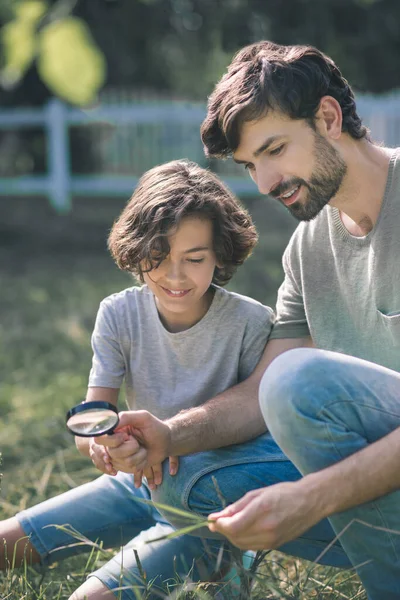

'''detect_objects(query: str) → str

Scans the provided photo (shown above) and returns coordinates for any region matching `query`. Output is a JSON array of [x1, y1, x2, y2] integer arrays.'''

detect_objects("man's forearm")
[[300, 426, 400, 520], [166, 377, 266, 456]]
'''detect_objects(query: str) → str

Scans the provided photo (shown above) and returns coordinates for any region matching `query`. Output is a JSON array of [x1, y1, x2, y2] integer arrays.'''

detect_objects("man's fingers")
[[208, 493, 260, 535], [208, 490, 258, 522], [168, 456, 179, 476], [95, 432, 128, 448]]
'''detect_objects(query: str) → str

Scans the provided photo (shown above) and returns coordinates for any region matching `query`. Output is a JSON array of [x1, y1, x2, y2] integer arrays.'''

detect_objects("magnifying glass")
[[66, 401, 119, 437]]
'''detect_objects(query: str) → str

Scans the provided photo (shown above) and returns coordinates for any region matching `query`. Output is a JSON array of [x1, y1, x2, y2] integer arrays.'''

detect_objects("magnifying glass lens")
[[66, 402, 119, 437]]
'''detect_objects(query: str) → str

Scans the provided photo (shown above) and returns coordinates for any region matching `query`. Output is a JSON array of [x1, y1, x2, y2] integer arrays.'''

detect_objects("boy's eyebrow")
[[184, 246, 210, 253], [233, 135, 282, 164]]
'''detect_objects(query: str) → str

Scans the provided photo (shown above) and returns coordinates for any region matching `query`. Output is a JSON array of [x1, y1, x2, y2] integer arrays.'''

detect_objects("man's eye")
[[188, 258, 204, 264], [270, 145, 284, 156], [244, 163, 254, 171]]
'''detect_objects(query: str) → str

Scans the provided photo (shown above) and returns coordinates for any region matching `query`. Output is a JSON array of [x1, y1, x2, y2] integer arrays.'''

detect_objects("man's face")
[[233, 111, 347, 221]]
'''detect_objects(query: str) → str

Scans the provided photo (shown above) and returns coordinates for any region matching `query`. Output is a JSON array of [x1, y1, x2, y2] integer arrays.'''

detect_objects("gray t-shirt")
[[270, 148, 400, 372], [89, 285, 273, 419]]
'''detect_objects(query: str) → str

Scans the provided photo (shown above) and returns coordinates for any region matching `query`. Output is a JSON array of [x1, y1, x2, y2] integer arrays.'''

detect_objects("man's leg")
[[260, 348, 400, 600], [153, 432, 351, 568]]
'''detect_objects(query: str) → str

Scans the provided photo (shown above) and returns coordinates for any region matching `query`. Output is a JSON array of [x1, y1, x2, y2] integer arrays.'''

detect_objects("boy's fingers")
[[134, 469, 143, 488], [169, 456, 179, 476]]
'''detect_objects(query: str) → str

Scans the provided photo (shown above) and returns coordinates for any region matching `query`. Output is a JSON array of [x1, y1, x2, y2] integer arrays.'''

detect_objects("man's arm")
[[208, 425, 400, 549], [166, 336, 313, 456]]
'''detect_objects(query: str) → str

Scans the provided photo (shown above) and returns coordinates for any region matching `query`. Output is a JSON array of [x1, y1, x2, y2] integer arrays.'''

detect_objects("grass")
[[0, 215, 367, 599]]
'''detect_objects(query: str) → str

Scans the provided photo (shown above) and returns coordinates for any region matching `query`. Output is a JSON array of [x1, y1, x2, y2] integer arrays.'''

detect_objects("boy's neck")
[[156, 287, 215, 333]]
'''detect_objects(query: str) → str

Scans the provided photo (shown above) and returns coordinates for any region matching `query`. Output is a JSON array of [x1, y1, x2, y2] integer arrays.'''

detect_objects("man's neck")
[[329, 140, 392, 236]]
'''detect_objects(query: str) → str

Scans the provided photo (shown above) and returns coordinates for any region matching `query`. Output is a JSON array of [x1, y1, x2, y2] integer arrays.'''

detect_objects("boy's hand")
[[88, 437, 117, 476], [142, 456, 179, 490]]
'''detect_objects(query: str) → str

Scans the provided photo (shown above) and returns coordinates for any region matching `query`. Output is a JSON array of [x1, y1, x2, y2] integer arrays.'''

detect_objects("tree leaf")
[[37, 16, 106, 106]]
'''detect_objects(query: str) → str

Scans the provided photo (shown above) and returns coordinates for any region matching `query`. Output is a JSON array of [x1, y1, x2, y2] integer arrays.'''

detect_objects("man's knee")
[[259, 348, 336, 444]]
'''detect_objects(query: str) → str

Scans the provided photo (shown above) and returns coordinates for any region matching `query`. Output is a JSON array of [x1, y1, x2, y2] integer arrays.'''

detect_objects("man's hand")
[[95, 410, 172, 477], [208, 480, 323, 550]]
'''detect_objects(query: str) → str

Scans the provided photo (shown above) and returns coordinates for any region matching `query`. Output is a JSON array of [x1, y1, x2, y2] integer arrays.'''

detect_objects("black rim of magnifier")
[[66, 401, 119, 436]]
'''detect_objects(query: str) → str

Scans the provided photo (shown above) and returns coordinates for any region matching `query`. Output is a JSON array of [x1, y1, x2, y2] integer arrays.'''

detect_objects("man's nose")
[[252, 167, 282, 196]]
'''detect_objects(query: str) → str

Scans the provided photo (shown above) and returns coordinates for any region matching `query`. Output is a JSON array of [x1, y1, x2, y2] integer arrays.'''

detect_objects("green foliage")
[[0, 0, 106, 105]]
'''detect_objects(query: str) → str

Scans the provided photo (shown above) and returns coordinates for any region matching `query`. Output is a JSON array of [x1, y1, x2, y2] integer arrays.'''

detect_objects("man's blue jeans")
[[260, 348, 400, 599], [156, 349, 400, 600]]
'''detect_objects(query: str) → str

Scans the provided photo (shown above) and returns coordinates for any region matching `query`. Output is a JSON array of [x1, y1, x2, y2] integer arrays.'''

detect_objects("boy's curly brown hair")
[[108, 159, 258, 286]]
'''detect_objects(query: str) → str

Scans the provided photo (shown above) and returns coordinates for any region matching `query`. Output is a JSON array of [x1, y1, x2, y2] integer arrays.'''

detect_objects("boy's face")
[[142, 215, 219, 332], [233, 110, 347, 221]]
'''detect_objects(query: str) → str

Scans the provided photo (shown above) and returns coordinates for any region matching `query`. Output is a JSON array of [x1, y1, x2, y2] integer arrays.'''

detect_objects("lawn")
[[0, 198, 366, 599]]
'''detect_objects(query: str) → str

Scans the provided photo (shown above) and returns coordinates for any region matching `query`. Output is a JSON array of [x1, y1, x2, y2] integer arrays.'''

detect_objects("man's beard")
[[271, 131, 347, 222]]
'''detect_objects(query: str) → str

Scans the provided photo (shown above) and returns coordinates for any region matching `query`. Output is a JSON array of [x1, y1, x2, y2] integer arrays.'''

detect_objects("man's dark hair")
[[108, 159, 258, 286], [201, 41, 369, 158]]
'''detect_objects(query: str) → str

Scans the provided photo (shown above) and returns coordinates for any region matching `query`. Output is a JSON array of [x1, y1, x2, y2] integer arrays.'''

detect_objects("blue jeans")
[[17, 432, 349, 599], [259, 348, 400, 600], [17, 473, 236, 599]]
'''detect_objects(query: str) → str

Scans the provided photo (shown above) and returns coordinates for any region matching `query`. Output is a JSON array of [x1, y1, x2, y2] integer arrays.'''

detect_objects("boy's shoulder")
[[99, 285, 151, 312], [215, 286, 274, 324]]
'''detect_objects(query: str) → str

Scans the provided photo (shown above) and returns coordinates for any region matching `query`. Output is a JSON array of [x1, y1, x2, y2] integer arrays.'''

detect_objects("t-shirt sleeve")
[[238, 305, 274, 382], [88, 298, 125, 389], [270, 244, 310, 340]]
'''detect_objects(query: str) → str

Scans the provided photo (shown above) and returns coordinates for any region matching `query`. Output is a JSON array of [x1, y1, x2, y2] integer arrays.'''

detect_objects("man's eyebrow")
[[233, 135, 283, 164], [184, 246, 210, 253]]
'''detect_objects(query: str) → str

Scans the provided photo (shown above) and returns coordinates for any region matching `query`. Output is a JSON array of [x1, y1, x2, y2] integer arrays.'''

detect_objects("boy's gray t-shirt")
[[89, 285, 273, 419], [270, 149, 400, 372]]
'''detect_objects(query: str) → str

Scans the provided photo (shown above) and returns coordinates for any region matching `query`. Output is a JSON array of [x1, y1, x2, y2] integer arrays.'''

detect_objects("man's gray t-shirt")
[[271, 149, 400, 372], [89, 285, 273, 420]]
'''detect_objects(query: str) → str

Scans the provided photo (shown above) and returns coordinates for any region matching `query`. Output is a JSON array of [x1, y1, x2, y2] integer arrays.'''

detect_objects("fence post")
[[46, 98, 71, 213]]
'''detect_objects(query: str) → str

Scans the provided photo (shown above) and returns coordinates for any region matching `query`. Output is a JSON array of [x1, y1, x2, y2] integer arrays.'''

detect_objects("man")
[[101, 42, 400, 598]]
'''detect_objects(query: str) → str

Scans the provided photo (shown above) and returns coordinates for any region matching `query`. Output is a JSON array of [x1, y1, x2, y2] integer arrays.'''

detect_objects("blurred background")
[[1, 0, 400, 580]]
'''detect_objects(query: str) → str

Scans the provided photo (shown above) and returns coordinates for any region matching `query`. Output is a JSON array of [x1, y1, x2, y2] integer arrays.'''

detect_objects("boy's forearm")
[[301, 426, 400, 521], [75, 435, 91, 458]]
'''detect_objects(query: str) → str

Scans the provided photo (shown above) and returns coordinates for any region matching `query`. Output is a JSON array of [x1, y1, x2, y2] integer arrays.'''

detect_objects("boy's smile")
[[143, 215, 219, 332]]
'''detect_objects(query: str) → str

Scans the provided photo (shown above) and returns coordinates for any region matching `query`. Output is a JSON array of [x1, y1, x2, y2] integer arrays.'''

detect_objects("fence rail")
[[0, 94, 399, 213]]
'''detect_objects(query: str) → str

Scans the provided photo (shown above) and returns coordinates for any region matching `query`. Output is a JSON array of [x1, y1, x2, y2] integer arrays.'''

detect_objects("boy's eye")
[[187, 258, 205, 264], [244, 163, 254, 171]]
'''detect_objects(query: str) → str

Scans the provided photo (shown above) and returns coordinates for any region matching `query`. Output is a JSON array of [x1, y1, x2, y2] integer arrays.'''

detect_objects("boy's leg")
[[0, 517, 41, 568], [260, 348, 400, 600], [153, 433, 351, 568], [11, 471, 234, 600]]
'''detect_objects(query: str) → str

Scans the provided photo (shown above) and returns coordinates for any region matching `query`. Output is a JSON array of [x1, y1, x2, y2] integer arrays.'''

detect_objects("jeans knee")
[[259, 348, 333, 445]]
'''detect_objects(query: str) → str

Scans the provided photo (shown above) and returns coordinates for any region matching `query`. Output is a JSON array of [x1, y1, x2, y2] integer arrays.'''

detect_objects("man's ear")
[[316, 96, 342, 140]]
